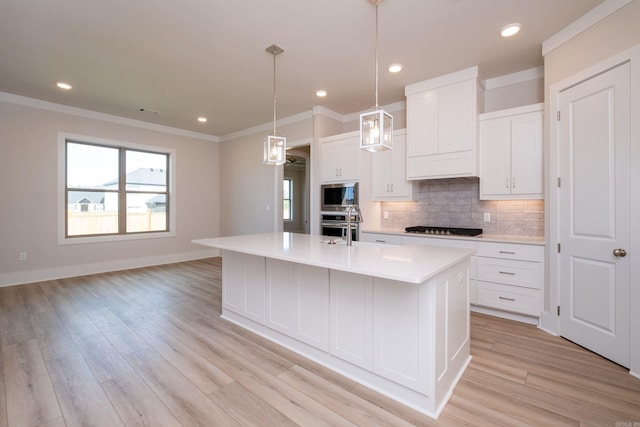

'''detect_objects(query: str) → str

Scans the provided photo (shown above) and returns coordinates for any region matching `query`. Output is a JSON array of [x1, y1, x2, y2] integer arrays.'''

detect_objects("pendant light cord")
[[273, 51, 277, 135], [374, 1, 379, 109]]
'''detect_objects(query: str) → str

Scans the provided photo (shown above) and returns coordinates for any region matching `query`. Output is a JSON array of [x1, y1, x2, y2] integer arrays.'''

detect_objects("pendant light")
[[360, 0, 393, 152], [263, 44, 286, 165]]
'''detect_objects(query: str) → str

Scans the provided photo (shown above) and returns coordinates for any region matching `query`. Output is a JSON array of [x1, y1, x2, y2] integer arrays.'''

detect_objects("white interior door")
[[558, 62, 630, 367]]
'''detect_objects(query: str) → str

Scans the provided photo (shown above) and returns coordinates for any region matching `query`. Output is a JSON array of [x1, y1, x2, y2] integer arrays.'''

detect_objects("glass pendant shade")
[[263, 134, 286, 165], [360, 109, 393, 152]]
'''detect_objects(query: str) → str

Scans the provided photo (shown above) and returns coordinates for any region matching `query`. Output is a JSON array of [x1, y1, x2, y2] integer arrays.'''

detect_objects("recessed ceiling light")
[[316, 89, 327, 97], [388, 63, 403, 73], [56, 82, 72, 90], [500, 23, 521, 37], [197, 117, 207, 123]]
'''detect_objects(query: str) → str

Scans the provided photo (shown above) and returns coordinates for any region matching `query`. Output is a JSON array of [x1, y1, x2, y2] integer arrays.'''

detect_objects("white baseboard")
[[470, 305, 540, 326], [0, 248, 220, 287]]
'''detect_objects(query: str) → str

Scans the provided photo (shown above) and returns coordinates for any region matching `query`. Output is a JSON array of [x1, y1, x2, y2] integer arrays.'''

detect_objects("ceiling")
[[0, 0, 604, 138]]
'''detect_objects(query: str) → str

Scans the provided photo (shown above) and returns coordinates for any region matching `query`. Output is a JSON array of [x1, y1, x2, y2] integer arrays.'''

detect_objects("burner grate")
[[405, 226, 482, 236]]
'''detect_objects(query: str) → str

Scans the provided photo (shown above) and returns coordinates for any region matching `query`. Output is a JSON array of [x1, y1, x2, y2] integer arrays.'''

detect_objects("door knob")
[[613, 248, 627, 257]]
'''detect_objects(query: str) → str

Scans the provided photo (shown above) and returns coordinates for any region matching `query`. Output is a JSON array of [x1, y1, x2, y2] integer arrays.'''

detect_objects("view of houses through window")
[[66, 140, 169, 237], [283, 178, 292, 221]]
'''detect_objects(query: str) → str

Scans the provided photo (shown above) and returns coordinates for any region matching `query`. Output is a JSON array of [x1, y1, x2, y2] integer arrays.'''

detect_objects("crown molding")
[[0, 91, 220, 142], [312, 105, 345, 122], [219, 110, 313, 142], [343, 100, 407, 123], [542, 0, 632, 56]]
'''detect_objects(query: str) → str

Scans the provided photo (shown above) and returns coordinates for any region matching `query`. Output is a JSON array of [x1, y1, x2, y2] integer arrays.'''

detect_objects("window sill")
[[59, 230, 176, 245]]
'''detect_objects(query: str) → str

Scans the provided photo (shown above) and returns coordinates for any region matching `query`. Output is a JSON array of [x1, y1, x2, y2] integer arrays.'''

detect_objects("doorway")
[[555, 62, 630, 367], [284, 146, 310, 234]]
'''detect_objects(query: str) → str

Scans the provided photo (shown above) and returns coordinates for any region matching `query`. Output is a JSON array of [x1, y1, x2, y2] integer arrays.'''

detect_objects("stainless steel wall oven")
[[320, 211, 360, 241], [320, 182, 360, 241]]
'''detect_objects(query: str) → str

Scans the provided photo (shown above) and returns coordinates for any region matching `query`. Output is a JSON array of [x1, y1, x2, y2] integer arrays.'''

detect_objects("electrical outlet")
[[383, 211, 389, 220], [484, 212, 491, 222], [19, 252, 27, 261]]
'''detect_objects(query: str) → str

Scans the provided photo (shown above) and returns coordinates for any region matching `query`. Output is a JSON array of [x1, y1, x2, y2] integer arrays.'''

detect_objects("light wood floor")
[[1, 258, 639, 426]]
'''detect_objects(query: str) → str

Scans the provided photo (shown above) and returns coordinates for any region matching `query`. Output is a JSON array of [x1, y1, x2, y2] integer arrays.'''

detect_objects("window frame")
[[58, 133, 176, 245], [283, 178, 293, 222]]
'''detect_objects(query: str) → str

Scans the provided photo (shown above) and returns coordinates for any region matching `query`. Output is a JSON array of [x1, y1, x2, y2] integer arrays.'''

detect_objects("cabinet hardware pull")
[[499, 271, 515, 275], [375, 240, 386, 243], [505, 178, 509, 189], [499, 251, 516, 254], [499, 296, 516, 301]]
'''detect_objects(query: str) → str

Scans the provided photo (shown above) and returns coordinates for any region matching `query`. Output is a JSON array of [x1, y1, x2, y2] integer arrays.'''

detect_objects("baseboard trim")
[[470, 305, 540, 326], [0, 248, 220, 287]]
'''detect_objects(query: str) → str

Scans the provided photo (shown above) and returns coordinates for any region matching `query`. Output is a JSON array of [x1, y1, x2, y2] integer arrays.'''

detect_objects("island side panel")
[[433, 258, 472, 417], [372, 277, 430, 395]]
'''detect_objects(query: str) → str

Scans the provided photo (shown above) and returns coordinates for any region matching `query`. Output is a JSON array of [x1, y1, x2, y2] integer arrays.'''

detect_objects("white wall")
[[484, 78, 544, 113], [219, 117, 313, 236], [0, 96, 220, 286]]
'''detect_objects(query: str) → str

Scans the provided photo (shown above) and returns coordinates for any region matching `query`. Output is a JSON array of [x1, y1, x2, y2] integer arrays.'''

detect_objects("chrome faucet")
[[346, 204, 363, 246]]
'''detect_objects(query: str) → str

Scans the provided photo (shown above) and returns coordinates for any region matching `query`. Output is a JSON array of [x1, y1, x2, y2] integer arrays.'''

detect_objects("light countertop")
[[362, 228, 545, 246], [193, 232, 473, 284]]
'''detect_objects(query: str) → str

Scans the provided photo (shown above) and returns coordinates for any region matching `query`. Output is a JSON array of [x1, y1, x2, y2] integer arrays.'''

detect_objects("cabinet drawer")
[[477, 241, 543, 262], [477, 257, 541, 289], [362, 233, 404, 245], [476, 281, 540, 316]]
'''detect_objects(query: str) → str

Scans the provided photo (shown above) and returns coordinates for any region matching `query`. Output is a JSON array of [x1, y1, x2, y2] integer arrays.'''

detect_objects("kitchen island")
[[193, 232, 473, 418]]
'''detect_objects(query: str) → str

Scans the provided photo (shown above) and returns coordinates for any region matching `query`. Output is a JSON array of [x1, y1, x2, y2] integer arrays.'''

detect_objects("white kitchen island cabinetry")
[[479, 104, 543, 200], [222, 252, 265, 324], [266, 259, 329, 351], [320, 131, 359, 183], [405, 66, 479, 180], [371, 130, 416, 201], [193, 233, 472, 419]]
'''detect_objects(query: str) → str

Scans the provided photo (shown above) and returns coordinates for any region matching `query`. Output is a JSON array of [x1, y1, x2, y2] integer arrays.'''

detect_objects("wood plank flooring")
[[1, 258, 639, 426]]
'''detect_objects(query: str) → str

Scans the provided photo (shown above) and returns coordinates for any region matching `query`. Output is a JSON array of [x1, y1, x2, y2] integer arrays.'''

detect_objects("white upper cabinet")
[[371, 130, 416, 201], [479, 104, 543, 200], [321, 131, 359, 183], [405, 66, 479, 180]]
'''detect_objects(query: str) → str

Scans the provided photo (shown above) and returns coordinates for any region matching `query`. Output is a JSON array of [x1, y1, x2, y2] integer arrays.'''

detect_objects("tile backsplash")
[[379, 177, 544, 237]]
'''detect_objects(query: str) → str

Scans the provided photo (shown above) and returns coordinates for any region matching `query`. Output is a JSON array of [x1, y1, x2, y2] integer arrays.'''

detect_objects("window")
[[283, 178, 292, 221], [61, 134, 175, 243]]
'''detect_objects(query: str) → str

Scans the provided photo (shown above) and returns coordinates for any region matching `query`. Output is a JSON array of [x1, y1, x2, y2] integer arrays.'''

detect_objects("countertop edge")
[[361, 229, 546, 246], [193, 234, 473, 284]]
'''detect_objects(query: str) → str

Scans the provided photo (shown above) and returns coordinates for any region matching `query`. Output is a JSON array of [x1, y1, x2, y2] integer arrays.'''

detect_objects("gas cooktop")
[[405, 226, 483, 237]]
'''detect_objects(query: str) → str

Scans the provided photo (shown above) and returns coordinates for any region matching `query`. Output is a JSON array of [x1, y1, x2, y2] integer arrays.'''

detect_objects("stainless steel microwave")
[[321, 182, 358, 211]]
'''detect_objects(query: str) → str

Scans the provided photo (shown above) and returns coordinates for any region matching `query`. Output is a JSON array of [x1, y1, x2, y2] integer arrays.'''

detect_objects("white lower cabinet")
[[222, 250, 266, 324], [476, 282, 541, 317], [329, 270, 373, 369], [266, 259, 329, 351], [476, 242, 544, 317]]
